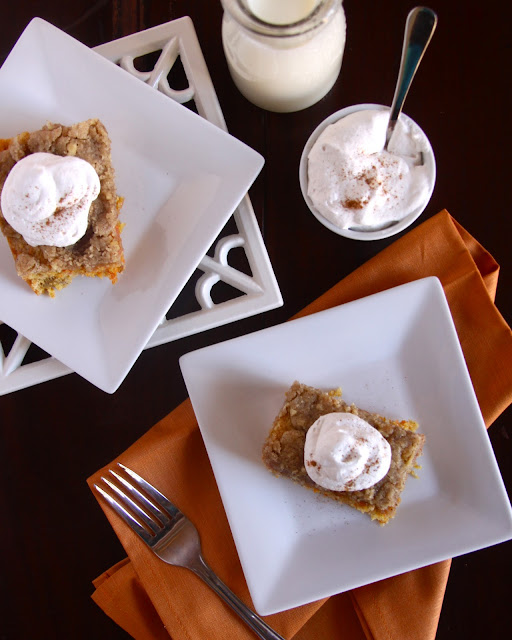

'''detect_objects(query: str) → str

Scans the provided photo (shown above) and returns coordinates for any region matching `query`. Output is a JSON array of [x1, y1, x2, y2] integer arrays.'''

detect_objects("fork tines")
[[94, 463, 180, 545]]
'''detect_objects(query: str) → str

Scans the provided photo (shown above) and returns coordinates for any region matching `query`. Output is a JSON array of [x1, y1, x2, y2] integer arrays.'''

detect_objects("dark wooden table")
[[1, 1, 510, 638]]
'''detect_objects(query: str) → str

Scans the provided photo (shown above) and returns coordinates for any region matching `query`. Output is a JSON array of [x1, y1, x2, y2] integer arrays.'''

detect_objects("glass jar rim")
[[221, 0, 340, 38]]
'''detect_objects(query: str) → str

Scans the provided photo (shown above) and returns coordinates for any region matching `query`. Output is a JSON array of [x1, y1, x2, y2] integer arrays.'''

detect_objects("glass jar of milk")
[[221, 0, 346, 112]]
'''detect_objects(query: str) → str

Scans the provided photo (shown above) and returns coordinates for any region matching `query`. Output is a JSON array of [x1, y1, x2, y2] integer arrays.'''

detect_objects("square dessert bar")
[[262, 381, 425, 524], [0, 119, 124, 296]]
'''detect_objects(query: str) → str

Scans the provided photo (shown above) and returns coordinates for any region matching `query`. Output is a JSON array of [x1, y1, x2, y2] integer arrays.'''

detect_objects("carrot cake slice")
[[0, 118, 124, 296], [262, 381, 425, 524]]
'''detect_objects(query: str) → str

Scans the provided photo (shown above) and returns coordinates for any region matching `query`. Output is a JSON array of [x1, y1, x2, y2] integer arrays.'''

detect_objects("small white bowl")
[[299, 103, 436, 241]]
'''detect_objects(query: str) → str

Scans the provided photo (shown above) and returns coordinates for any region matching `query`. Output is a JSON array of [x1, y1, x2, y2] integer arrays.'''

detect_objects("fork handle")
[[192, 557, 285, 640]]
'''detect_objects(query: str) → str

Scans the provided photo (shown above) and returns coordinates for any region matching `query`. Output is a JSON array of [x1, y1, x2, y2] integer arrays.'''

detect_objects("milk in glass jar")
[[221, 0, 346, 112]]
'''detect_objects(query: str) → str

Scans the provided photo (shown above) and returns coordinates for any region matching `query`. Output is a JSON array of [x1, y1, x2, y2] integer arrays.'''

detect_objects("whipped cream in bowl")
[[299, 103, 436, 240]]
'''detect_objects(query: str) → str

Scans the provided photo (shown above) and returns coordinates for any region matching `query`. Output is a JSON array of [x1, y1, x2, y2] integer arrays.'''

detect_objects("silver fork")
[[95, 463, 284, 640]]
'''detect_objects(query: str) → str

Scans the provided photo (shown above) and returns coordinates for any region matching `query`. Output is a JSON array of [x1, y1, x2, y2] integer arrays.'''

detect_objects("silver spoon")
[[385, 6, 438, 150]]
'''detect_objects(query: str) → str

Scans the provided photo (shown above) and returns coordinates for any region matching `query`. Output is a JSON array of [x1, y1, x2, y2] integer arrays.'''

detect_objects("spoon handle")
[[385, 6, 437, 148]]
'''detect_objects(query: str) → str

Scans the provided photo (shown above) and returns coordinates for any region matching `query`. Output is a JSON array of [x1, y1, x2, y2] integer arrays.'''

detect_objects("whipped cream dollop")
[[1, 152, 100, 247], [304, 412, 391, 492], [307, 109, 433, 229]]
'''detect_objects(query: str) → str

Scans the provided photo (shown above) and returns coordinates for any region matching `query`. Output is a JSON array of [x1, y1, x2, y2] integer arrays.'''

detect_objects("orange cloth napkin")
[[88, 209, 512, 640]]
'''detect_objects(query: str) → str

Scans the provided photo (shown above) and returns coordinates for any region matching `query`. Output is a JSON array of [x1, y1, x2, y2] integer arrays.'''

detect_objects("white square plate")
[[0, 18, 263, 392], [180, 277, 512, 615]]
